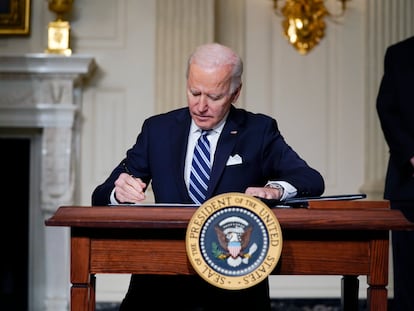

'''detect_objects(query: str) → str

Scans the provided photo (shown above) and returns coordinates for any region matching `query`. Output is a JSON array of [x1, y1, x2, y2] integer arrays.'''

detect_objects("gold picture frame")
[[0, 0, 31, 35]]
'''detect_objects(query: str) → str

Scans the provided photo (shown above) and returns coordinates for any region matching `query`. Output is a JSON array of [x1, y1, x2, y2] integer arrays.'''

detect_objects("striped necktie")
[[189, 130, 211, 204]]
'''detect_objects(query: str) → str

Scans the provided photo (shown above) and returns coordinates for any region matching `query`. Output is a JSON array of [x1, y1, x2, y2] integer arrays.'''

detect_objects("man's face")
[[187, 64, 240, 130]]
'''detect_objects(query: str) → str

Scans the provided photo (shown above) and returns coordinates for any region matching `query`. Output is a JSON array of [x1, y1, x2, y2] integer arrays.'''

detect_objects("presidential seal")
[[185, 192, 283, 290]]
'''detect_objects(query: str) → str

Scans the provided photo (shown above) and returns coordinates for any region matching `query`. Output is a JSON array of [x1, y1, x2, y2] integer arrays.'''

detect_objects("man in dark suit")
[[376, 36, 414, 311], [92, 43, 325, 310]]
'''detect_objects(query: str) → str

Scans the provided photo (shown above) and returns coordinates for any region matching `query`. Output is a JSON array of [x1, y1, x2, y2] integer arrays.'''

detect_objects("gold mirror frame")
[[0, 0, 31, 35], [273, 0, 348, 55]]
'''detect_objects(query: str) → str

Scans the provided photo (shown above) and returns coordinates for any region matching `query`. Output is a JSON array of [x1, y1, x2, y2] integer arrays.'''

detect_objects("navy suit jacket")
[[376, 36, 414, 201], [92, 105, 324, 205]]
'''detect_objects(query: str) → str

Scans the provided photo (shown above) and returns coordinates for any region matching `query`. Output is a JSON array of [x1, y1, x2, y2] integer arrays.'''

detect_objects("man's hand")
[[245, 186, 283, 200], [114, 173, 147, 203]]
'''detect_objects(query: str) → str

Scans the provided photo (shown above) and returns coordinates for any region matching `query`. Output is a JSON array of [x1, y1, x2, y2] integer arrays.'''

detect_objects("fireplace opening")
[[0, 138, 30, 311]]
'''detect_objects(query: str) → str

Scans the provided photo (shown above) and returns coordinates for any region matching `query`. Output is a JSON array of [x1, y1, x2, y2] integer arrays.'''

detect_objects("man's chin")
[[194, 116, 213, 128]]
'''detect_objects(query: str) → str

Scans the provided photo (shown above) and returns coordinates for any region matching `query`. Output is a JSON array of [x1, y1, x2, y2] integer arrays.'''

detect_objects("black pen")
[[122, 161, 134, 177], [122, 161, 146, 196]]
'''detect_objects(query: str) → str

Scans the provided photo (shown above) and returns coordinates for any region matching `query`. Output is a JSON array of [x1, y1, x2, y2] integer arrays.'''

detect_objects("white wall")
[[245, 0, 367, 299]]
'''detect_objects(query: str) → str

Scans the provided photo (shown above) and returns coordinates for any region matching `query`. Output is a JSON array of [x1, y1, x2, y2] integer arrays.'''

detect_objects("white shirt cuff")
[[266, 181, 297, 201], [110, 188, 120, 205]]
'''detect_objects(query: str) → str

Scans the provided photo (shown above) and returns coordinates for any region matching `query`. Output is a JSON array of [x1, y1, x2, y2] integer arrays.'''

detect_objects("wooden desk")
[[45, 200, 414, 311]]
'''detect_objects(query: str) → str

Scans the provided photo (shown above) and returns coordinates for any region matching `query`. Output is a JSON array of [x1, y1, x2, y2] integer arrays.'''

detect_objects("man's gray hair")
[[186, 43, 243, 94]]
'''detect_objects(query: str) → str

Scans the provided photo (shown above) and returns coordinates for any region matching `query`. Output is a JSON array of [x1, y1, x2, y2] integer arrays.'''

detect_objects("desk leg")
[[89, 275, 96, 311], [367, 238, 389, 311], [71, 234, 94, 311], [367, 286, 387, 311], [341, 275, 359, 311]]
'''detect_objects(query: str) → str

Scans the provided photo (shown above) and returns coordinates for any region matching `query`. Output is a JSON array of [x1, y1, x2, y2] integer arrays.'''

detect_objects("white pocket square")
[[226, 154, 243, 166]]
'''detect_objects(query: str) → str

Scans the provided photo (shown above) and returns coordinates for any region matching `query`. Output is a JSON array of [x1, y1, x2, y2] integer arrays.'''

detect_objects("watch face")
[[186, 192, 283, 290], [267, 183, 282, 189]]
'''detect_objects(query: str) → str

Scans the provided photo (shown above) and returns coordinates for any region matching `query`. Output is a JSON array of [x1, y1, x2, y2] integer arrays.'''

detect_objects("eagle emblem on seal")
[[213, 216, 258, 267]]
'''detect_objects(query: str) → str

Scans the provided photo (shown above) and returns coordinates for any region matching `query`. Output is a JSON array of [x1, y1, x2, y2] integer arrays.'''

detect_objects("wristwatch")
[[265, 183, 284, 199]]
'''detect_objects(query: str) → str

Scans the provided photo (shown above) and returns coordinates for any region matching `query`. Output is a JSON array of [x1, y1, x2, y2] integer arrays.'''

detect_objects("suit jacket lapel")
[[170, 110, 192, 200], [207, 108, 242, 197]]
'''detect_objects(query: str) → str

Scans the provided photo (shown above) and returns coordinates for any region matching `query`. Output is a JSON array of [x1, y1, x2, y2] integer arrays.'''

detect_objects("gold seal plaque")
[[186, 192, 283, 290]]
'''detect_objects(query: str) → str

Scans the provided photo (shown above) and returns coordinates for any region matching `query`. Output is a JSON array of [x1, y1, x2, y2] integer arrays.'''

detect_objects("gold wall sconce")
[[272, 0, 349, 55]]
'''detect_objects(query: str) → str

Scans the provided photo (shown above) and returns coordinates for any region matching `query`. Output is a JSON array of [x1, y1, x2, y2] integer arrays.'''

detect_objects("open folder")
[[259, 193, 367, 208]]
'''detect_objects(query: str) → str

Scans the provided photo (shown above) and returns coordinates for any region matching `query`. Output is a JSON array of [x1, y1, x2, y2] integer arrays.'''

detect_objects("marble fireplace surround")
[[0, 54, 96, 311]]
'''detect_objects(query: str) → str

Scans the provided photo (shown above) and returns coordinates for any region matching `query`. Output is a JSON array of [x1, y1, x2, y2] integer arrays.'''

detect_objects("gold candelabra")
[[46, 0, 74, 56]]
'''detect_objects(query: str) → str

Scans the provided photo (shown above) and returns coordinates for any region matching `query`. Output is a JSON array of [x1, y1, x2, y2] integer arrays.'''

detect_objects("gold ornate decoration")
[[273, 0, 348, 55], [186, 193, 283, 290], [45, 0, 73, 56]]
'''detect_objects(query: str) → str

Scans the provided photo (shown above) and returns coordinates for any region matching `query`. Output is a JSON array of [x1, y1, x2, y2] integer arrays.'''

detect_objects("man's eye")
[[189, 91, 223, 101], [208, 95, 223, 101]]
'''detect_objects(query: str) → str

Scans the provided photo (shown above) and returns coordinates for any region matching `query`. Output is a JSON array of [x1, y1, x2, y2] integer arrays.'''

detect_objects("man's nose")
[[198, 95, 209, 110]]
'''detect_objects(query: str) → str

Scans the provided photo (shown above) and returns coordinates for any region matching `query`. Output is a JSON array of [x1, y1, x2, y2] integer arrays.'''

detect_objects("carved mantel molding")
[[0, 53, 96, 311]]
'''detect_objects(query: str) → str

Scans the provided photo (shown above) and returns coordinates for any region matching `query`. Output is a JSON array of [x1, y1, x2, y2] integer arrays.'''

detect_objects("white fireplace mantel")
[[0, 54, 96, 129], [0, 53, 96, 211], [0, 53, 96, 311]]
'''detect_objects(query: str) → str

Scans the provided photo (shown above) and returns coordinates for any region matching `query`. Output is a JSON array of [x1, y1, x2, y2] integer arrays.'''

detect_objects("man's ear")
[[232, 84, 242, 103]]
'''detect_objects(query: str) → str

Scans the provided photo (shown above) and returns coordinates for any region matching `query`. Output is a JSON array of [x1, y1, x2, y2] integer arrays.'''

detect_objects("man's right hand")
[[114, 173, 147, 203]]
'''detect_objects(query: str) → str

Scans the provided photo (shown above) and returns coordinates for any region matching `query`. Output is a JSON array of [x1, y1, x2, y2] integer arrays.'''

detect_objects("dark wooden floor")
[[95, 298, 380, 310]]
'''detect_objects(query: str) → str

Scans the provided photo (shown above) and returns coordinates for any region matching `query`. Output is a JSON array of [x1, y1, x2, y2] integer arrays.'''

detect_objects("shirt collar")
[[190, 112, 228, 135]]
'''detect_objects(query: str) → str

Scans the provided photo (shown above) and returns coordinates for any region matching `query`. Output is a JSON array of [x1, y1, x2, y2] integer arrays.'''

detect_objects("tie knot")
[[201, 129, 211, 137]]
